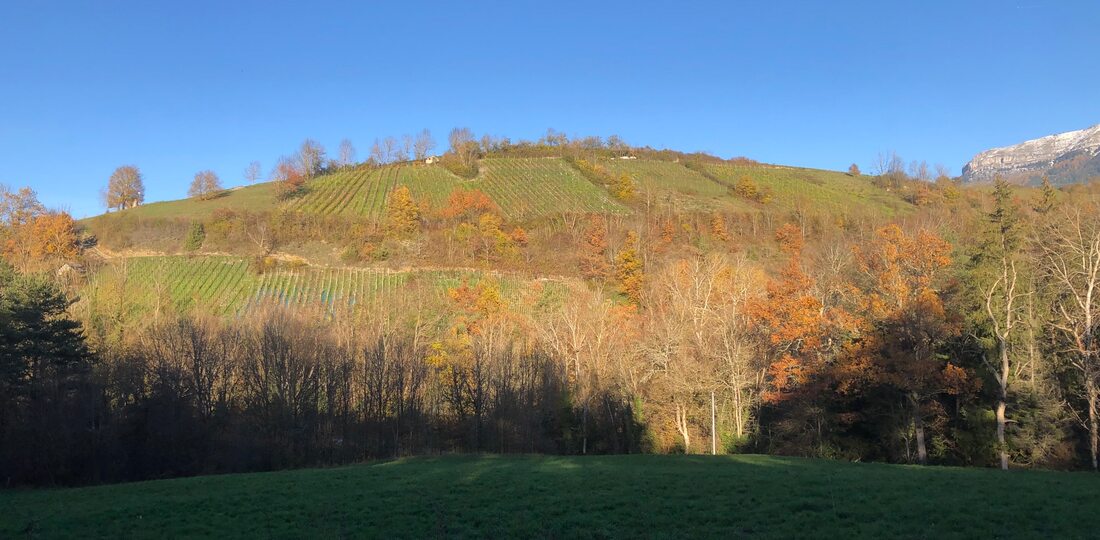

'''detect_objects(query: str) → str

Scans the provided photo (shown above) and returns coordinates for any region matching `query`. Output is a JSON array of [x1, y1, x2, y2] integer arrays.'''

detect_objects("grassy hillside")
[[78, 255, 547, 322], [288, 164, 468, 218], [88, 158, 915, 226], [599, 158, 756, 212], [604, 159, 727, 197], [703, 163, 912, 217], [90, 158, 630, 224], [4, 455, 1097, 539], [107, 181, 280, 220], [285, 158, 629, 220], [476, 157, 628, 219]]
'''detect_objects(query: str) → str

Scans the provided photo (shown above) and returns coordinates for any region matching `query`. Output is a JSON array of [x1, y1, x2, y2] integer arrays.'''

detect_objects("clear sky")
[[2, 0, 1099, 217]]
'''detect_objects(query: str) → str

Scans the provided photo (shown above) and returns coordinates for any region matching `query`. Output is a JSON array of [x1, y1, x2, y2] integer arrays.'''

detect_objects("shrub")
[[733, 175, 772, 203], [440, 153, 478, 179], [249, 255, 276, 275], [183, 222, 205, 251]]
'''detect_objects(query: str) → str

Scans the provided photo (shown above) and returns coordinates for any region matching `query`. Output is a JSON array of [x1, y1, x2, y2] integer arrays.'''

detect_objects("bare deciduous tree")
[[1039, 202, 1100, 470], [644, 255, 762, 453], [536, 285, 631, 454], [298, 139, 326, 178], [413, 129, 435, 160], [448, 127, 478, 169], [401, 135, 413, 162], [245, 161, 262, 184], [188, 170, 223, 201], [369, 139, 384, 165], [338, 139, 356, 167], [106, 165, 145, 210], [934, 164, 951, 182], [382, 136, 401, 163]]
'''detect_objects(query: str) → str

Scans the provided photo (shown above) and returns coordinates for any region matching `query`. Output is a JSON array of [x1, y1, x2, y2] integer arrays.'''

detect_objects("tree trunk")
[[911, 393, 927, 465], [581, 403, 588, 455], [675, 404, 690, 453], [1088, 378, 1099, 472], [997, 343, 1010, 470], [996, 399, 1008, 470], [733, 386, 744, 439], [711, 391, 717, 455]]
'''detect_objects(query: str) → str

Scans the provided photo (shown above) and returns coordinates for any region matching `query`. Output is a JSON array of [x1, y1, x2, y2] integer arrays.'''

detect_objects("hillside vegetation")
[[4, 454, 1097, 539], [77, 255, 547, 325], [84, 157, 907, 227], [703, 163, 912, 217], [11, 131, 1100, 493]]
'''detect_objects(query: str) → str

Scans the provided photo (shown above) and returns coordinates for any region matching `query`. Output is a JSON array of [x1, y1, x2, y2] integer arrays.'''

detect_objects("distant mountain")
[[961, 123, 1100, 185]]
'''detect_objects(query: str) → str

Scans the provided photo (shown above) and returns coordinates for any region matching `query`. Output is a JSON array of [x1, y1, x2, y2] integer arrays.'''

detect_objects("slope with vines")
[[474, 158, 629, 219], [703, 163, 913, 217], [77, 255, 561, 324]]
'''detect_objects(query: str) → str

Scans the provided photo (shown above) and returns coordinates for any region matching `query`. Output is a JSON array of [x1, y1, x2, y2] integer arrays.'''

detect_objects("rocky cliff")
[[962, 123, 1100, 185]]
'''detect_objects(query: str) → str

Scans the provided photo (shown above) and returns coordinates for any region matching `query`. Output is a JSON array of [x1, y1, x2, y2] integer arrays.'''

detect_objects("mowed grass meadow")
[[3, 455, 1097, 539]]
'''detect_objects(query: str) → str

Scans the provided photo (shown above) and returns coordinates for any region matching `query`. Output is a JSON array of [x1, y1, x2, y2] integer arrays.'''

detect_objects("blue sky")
[[2, 1, 1099, 217]]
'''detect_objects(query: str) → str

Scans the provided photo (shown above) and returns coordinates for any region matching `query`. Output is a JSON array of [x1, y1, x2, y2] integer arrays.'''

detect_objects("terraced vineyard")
[[600, 159, 726, 197], [396, 164, 467, 210], [474, 158, 629, 219], [287, 166, 377, 217], [79, 256, 540, 322], [83, 158, 909, 235], [597, 158, 756, 212], [288, 164, 467, 220], [704, 163, 913, 217]]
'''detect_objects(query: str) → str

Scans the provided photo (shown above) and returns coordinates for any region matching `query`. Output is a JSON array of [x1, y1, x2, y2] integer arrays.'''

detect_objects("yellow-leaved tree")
[[614, 231, 644, 305], [386, 186, 420, 236]]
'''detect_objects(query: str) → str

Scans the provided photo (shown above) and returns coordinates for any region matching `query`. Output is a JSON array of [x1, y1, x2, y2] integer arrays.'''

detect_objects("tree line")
[[8, 129, 1100, 486], [6, 177, 1100, 486], [1, 269, 642, 485]]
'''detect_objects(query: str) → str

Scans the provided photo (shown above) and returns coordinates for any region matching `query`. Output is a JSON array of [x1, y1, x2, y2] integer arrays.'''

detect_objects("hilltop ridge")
[[962, 123, 1100, 184]]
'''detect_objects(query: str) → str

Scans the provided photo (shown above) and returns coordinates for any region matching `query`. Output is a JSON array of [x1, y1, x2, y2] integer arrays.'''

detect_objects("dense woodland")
[[3, 130, 1100, 486]]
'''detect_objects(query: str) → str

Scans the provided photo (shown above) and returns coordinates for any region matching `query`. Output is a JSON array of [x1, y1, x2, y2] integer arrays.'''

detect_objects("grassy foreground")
[[3, 454, 1097, 539]]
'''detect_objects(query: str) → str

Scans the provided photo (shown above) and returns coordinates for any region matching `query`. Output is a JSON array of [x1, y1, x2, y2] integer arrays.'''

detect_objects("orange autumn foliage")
[[442, 188, 498, 221], [509, 226, 528, 247], [30, 212, 79, 260], [579, 215, 610, 280], [448, 279, 505, 335], [710, 212, 731, 242], [748, 223, 830, 403], [843, 224, 964, 399]]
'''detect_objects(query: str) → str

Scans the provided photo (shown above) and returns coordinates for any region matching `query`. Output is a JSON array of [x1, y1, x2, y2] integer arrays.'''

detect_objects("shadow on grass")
[[4, 454, 1100, 538]]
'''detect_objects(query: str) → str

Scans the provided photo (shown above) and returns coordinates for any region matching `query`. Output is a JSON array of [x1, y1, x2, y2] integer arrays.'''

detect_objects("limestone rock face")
[[962, 124, 1100, 185]]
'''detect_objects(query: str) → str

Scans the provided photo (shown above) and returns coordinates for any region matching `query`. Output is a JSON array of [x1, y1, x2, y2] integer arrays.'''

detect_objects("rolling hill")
[[87, 157, 911, 225], [73, 155, 915, 326]]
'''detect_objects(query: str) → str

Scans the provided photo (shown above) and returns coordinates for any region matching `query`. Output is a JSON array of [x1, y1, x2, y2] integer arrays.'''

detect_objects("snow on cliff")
[[962, 124, 1100, 183]]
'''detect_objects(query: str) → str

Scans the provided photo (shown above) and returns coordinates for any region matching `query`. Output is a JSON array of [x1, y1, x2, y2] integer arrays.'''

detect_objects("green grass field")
[[3, 455, 1096, 539], [109, 181, 280, 220], [79, 255, 536, 321]]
